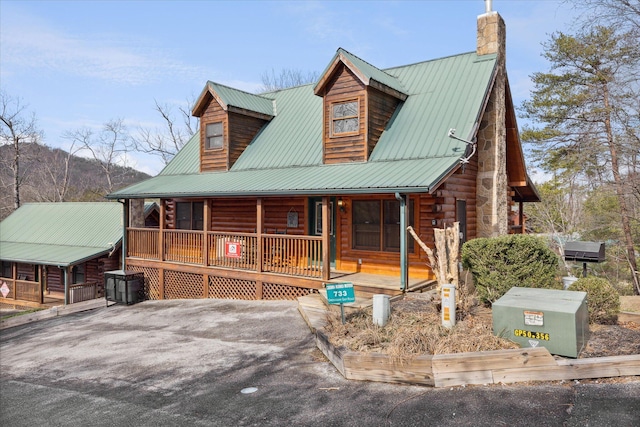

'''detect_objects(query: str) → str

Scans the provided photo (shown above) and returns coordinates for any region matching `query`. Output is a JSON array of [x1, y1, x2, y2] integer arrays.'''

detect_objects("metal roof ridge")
[[337, 47, 405, 84], [383, 51, 487, 72], [207, 80, 275, 100]]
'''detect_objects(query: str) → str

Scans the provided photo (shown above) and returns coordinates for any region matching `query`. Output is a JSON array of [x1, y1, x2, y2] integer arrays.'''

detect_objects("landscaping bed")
[[324, 292, 640, 360], [299, 293, 640, 387]]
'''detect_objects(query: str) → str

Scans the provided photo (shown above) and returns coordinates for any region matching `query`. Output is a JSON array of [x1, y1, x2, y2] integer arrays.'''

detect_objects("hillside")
[[0, 143, 152, 220]]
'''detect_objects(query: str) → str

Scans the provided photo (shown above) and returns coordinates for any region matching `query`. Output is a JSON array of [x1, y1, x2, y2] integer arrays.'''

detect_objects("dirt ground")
[[621, 296, 640, 313]]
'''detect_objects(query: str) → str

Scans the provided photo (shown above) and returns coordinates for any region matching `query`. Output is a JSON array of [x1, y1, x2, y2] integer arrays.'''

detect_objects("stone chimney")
[[475, 1, 508, 237]]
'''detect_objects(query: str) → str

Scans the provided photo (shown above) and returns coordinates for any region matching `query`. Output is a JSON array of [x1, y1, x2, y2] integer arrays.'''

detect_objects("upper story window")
[[205, 122, 223, 150], [331, 100, 359, 136]]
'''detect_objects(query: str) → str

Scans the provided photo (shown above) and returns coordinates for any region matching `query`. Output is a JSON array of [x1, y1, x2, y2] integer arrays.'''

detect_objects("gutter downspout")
[[60, 266, 69, 305], [395, 193, 408, 291], [118, 199, 129, 271]]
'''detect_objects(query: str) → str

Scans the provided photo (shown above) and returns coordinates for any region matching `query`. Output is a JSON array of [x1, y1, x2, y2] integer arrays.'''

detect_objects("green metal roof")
[[206, 81, 275, 117], [109, 50, 498, 199], [0, 202, 123, 266]]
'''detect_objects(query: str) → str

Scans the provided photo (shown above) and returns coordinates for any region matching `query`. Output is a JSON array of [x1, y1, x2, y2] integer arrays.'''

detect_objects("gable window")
[[176, 201, 204, 230], [205, 122, 223, 150], [352, 199, 414, 252], [331, 100, 359, 136]]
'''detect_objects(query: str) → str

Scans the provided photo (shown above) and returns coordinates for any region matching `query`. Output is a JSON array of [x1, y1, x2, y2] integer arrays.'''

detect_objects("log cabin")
[[107, 8, 539, 301], [0, 203, 123, 306]]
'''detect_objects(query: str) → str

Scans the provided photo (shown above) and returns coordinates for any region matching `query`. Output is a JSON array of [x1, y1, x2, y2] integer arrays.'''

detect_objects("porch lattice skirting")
[[127, 265, 318, 301]]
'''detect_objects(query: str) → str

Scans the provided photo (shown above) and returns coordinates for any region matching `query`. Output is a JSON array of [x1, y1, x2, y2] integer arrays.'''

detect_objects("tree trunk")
[[603, 84, 639, 294], [13, 134, 20, 210]]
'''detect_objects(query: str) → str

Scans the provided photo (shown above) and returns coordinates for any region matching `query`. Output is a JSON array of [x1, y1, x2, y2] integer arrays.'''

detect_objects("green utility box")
[[492, 287, 589, 358]]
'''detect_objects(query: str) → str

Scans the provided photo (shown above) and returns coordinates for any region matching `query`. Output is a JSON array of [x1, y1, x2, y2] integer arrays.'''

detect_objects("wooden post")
[[159, 268, 165, 300], [159, 200, 166, 262], [519, 201, 525, 234], [256, 198, 264, 299], [256, 198, 263, 274], [38, 265, 44, 304], [322, 196, 330, 281], [12, 263, 17, 301], [203, 200, 210, 266]]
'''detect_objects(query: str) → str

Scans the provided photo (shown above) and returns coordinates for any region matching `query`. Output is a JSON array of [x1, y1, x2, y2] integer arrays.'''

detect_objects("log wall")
[[200, 98, 228, 172], [322, 64, 367, 164], [366, 87, 400, 158]]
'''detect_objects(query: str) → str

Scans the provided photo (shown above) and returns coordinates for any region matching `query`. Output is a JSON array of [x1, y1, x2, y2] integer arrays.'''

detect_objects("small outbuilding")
[[0, 202, 123, 307]]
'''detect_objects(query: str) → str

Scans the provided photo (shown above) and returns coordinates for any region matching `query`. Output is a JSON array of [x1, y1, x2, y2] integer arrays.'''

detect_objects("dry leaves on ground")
[[325, 292, 640, 361]]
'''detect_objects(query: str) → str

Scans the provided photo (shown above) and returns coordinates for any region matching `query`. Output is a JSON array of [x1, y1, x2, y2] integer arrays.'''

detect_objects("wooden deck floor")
[[329, 271, 436, 293]]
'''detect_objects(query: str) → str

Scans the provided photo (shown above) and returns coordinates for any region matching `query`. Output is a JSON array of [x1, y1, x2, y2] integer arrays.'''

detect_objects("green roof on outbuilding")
[[109, 50, 498, 199], [0, 202, 122, 266]]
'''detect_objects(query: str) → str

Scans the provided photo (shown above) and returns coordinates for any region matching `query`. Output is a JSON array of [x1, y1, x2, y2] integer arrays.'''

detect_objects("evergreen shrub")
[[461, 234, 561, 304], [569, 277, 620, 324]]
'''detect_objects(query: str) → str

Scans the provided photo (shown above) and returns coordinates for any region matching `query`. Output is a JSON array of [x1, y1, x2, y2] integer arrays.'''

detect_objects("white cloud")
[[1, 10, 204, 86]]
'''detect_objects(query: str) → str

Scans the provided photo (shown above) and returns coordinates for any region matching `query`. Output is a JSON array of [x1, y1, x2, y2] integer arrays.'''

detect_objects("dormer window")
[[206, 122, 223, 150], [331, 100, 359, 136]]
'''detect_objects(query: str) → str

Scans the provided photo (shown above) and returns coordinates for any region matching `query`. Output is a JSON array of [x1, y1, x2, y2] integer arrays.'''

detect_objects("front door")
[[310, 197, 336, 267]]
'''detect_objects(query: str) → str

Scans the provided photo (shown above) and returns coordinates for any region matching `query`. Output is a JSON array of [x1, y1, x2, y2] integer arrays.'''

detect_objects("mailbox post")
[[564, 241, 605, 278]]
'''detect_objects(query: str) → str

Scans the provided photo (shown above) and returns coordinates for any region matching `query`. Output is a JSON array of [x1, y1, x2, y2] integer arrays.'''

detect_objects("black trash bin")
[[104, 270, 144, 304]]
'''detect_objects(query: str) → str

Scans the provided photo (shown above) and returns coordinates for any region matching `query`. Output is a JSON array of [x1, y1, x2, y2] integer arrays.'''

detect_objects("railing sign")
[[225, 241, 242, 258], [1, 282, 9, 298]]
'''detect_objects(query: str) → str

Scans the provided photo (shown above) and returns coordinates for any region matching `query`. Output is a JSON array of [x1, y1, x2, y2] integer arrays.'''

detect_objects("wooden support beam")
[[322, 196, 330, 281], [159, 200, 166, 263], [203, 200, 210, 266], [256, 198, 263, 274]]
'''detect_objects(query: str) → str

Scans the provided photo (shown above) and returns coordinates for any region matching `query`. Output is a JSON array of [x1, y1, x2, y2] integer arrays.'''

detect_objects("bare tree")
[[0, 91, 42, 213], [64, 118, 130, 194], [38, 143, 83, 202], [565, 0, 640, 32], [260, 68, 320, 92], [132, 99, 197, 166]]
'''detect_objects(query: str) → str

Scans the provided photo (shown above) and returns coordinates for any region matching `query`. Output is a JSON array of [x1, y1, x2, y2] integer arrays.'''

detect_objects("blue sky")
[[1, 0, 577, 176]]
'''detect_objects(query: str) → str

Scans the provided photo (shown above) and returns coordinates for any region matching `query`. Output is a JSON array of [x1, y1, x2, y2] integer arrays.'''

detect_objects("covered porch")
[[123, 195, 424, 301]]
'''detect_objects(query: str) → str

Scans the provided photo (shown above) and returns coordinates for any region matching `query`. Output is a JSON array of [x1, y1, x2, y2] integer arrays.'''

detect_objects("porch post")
[[519, 201, 525, 234], [12, 263, 17, 301], [322, 196, 330, 281], [159, 200, 165, 262], [203, 200, 210, 266], [256, 198, 263, 273], [38, 265, 44, 304], [395, 193, 408, 291], [256, 198, 264, 299]]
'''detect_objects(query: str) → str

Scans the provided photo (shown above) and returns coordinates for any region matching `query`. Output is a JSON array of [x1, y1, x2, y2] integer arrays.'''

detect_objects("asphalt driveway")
[[1, 299, 638, 426]]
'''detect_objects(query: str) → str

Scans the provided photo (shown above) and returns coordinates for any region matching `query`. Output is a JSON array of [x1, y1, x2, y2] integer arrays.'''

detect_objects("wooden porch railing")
[[262, 234, 322, 278], [127, 228, 159, 259], [126, 228, 323, 279], [14, 279, 40, 303], [164, 230, 204, 264], [69, 282, 98, 303], [208, 232, 258, 270]]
